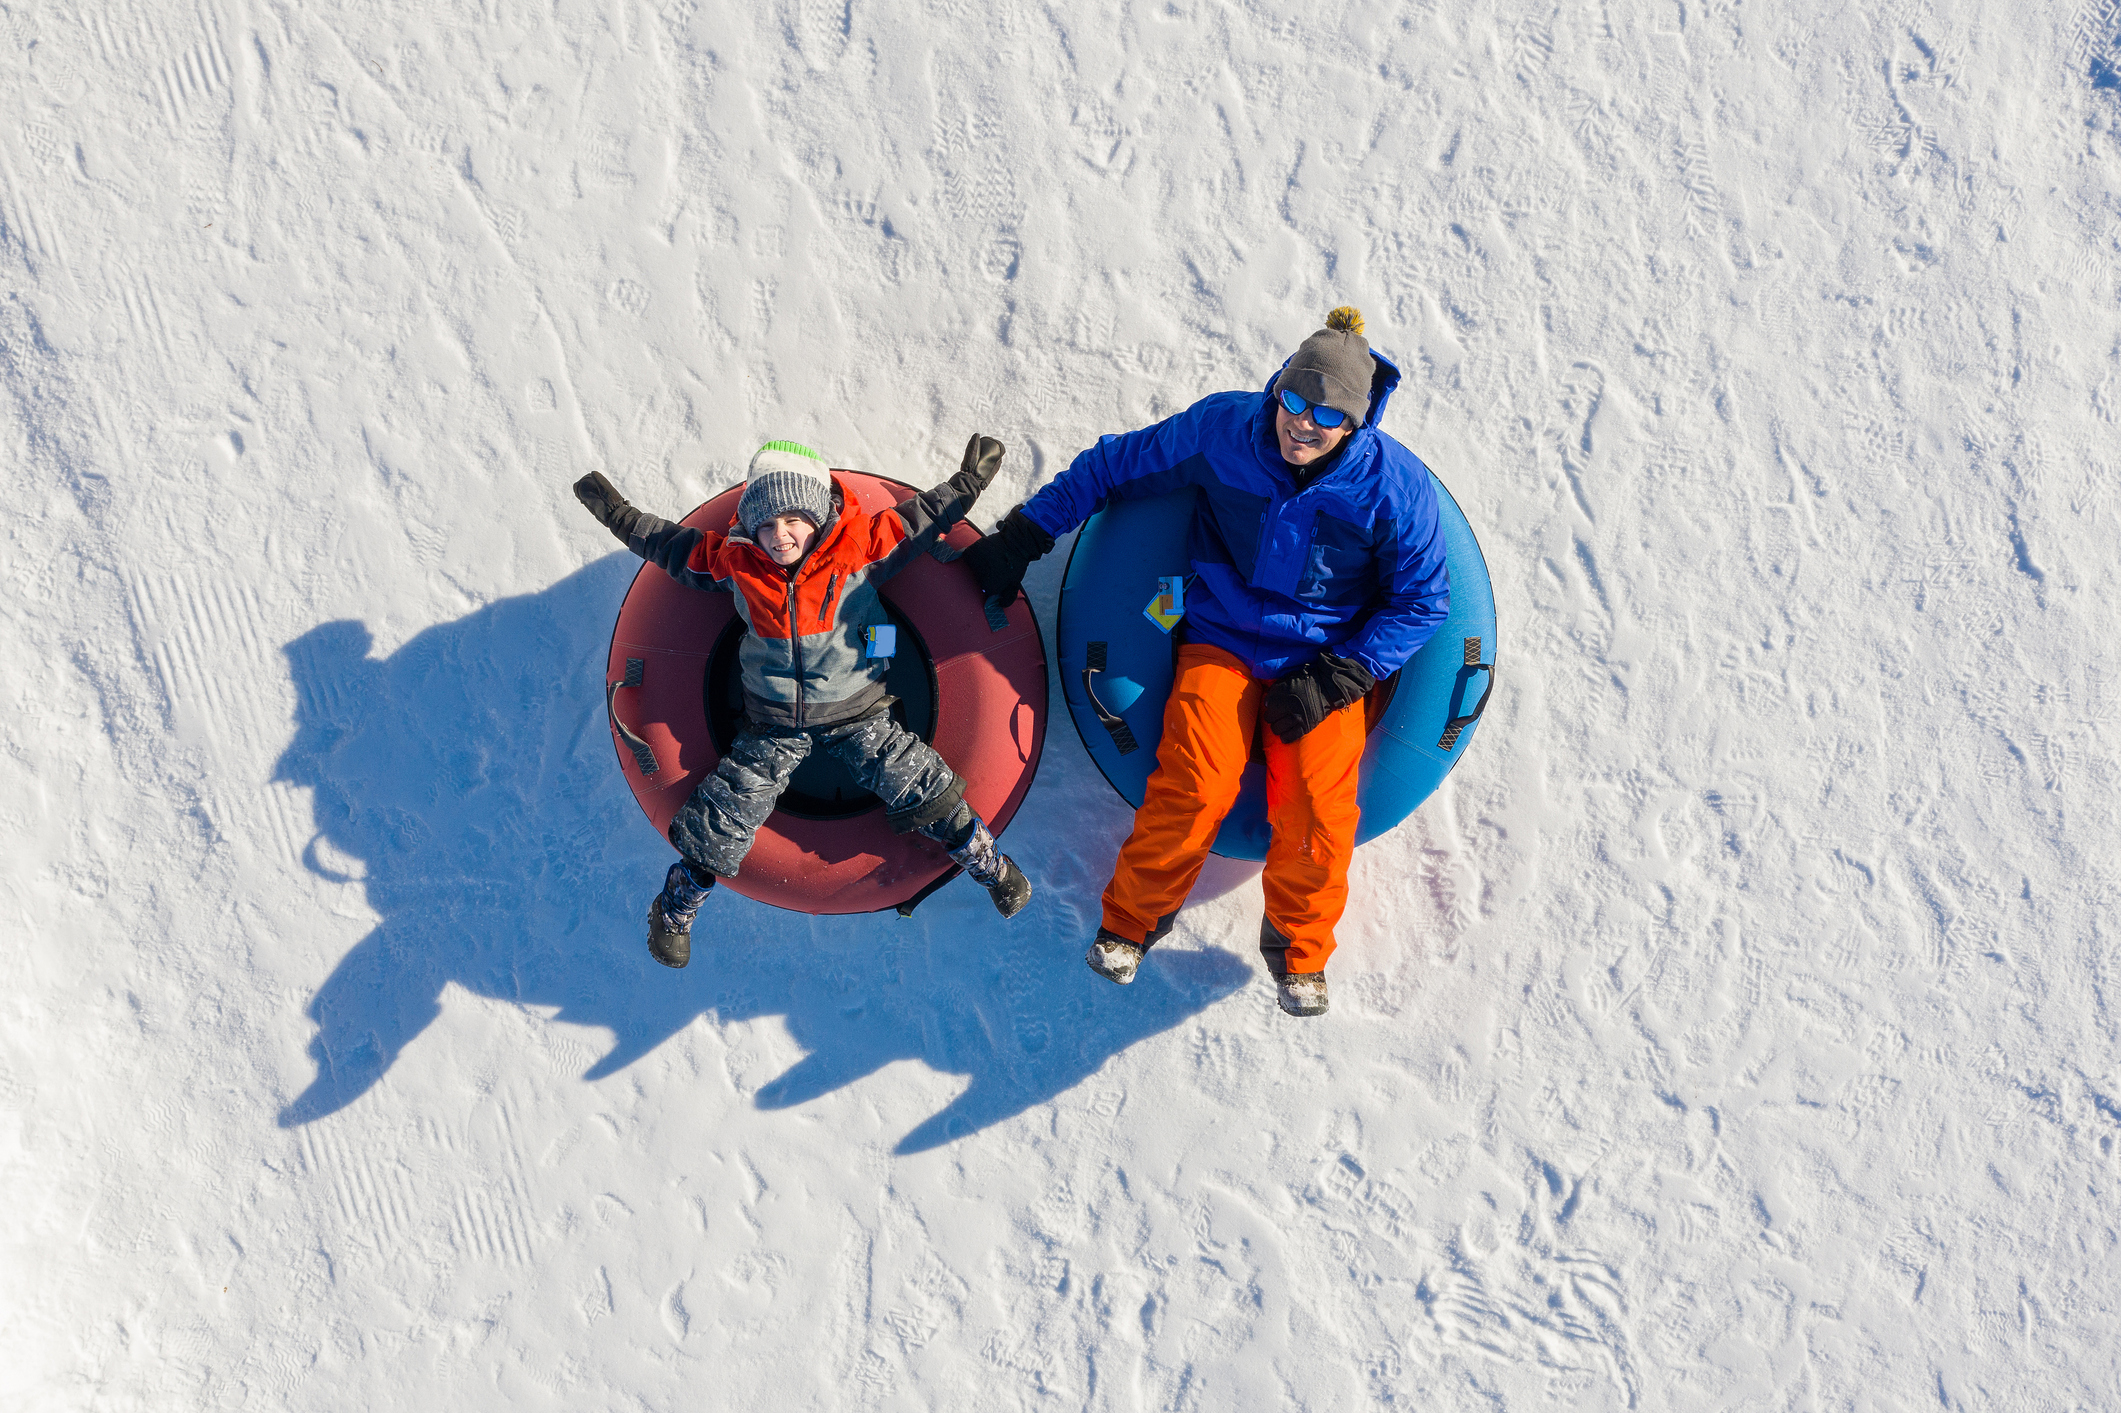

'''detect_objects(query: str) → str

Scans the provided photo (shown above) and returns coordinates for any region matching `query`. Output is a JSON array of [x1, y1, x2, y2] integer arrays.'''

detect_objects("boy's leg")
[[667, 724, 813, 879], [818, 714, 1027, 910], [815, 711, 967, 837], [1099, 643, 1260, 946], [649, 725, 813, 966], [1257, 696, 1367, 978]]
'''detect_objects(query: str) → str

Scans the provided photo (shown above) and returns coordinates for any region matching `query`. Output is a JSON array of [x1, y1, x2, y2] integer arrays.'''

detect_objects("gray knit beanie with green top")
[[737, 440, 836, 539], [1271, 306, 1373, 428]]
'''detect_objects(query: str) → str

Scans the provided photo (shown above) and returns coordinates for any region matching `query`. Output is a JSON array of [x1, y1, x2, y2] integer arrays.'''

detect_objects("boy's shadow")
[[275, 557, 1245, 1153]]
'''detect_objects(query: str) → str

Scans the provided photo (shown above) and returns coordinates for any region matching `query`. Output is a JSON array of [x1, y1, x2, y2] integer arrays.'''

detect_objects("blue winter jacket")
[[1022, 353, 1450, 681]]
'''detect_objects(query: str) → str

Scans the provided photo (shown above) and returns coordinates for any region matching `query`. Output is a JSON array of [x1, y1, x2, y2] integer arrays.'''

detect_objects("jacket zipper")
[[818, 573, 840, 627], [786, 572, 805, 725]]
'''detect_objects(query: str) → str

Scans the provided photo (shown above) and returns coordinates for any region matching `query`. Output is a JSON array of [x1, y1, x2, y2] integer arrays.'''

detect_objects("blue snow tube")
[[1056, 475, 1496, 860]]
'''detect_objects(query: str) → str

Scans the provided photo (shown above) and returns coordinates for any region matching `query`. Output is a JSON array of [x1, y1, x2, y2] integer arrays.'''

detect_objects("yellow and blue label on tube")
[[1143, 575, 1185, 634]]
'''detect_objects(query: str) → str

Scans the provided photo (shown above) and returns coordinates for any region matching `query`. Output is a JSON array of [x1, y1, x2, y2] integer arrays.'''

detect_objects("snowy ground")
[[7, 0, 2121, 1407]]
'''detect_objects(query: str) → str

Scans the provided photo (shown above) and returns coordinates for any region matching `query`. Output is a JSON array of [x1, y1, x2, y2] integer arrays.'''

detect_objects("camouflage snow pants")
[[666, 710, 974, 879]]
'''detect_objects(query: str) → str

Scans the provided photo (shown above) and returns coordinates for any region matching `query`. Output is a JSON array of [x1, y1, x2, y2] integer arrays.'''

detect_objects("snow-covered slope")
[[6, 0, 2119, 1407]]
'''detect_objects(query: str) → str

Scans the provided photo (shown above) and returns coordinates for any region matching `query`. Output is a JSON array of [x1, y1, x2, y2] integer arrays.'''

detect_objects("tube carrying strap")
[[1437, 637, 1494, 751], [1083, 641, 1139, 755], [607, 657, 660, 775]]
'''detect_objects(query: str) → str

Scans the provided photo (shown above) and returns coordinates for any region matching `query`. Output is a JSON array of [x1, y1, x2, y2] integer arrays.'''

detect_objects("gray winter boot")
[[1085, 930, 1146, 985], [646, 860, 714, 969], [1275, 971, 1329, 1017], [1257, 917, 1327, 1016]]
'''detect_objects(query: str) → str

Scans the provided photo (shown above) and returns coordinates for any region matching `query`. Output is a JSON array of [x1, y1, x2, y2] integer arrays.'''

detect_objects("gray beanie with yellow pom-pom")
[[1272, 306, 1373, 427]]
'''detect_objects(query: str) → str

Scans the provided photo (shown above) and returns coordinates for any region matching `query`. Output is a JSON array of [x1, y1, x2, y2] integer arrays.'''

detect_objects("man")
[[965, 307, 1449, 1017]]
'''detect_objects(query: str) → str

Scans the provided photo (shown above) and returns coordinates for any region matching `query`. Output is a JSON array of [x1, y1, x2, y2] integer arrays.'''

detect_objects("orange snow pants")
[[1100, 642, 1367, 974]]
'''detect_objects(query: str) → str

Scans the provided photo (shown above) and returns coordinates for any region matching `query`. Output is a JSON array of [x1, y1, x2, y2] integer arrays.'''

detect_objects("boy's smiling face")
[[757, 513, 817, 566]]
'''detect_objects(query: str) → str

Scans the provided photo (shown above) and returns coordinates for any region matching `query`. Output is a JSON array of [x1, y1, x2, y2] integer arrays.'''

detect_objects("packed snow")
[[6, 0, 2120, 1407]]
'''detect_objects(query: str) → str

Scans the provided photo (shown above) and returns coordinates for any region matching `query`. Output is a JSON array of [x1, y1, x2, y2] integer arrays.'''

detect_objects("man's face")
[[758, 513, 817, 566], [1275, 403, 1353, 467]]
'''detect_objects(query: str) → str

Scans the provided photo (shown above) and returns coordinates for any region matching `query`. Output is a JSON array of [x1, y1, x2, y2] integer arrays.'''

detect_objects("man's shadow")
[[275, 557, 1246, 1153]]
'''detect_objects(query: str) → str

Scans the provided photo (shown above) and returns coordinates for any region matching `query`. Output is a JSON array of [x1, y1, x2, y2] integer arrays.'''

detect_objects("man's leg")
[[1099, 642, 1261, 946], [1258, 696, 1368, 982]]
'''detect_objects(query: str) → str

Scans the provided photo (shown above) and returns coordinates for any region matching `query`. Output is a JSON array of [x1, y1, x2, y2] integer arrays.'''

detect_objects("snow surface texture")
[[4, 0, 2119, 1408]]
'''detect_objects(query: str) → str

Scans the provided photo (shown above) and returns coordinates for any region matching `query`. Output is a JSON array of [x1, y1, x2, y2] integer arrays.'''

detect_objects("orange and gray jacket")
[[626, 472, 981, 728]]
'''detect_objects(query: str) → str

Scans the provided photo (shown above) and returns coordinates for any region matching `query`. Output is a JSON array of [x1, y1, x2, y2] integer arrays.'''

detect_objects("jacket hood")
[[1257, 350, 1403, 477], [1263, 348, 1402, 429]]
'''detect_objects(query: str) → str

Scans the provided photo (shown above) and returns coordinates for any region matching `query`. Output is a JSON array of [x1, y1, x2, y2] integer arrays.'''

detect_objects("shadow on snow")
[[274, 556, 1245, 1153]]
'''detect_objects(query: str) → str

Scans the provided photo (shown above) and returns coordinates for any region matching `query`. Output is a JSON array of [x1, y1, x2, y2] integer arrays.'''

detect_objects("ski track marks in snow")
[[8, 0, 2121, 1407], [125, 569, 312, 865], [154, 12, 234, 132], [0, 155, 65, 267]]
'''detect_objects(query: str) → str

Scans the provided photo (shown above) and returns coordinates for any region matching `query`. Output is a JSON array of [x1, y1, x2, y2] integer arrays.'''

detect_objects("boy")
[[573, 435, 1031, 967]]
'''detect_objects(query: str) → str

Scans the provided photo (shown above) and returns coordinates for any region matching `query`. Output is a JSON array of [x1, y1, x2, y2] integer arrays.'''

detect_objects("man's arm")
[[1017, 396, 1236, 539], [966, 394, 1239, 604], [1261, 478, 1449, 744], [1338, 483, 1450, 681]]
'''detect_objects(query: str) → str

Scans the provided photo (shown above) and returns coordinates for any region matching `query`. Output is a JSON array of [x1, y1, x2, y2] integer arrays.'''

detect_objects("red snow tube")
[[601, 470, 1048, 915]]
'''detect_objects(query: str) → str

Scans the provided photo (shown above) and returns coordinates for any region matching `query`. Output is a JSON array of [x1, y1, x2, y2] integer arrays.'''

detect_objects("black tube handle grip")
[[607, 657, 660, 775], [1082, 641, 1139, 755], [1438, 637, 1494, 751]]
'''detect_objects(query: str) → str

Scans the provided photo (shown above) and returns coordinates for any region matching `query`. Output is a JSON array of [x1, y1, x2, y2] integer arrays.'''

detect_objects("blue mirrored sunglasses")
[[1277, 387, 1349, 428]]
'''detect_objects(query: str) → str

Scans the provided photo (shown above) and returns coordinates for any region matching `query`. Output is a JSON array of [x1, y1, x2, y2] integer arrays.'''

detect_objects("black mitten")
[[947, 433, 1006, 500], [1262, 652, 1376, 744], [573, 470, 644, 545], [962, 505, 1056, 607]]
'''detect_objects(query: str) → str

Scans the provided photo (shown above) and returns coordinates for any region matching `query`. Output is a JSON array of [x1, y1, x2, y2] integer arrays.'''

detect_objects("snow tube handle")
[[607, 657, 660, 776], [1438, 637, 1494, 751], [1082, 642, 1140, 755]]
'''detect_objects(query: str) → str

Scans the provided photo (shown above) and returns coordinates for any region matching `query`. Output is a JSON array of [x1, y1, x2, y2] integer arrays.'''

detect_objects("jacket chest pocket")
[[1295, 509, 1375, 603]]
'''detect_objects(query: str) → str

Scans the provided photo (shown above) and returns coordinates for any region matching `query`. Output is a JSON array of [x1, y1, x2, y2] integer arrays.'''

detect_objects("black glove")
[[1262, 652, 1376, 744], [574, 470, 643, 545], [962, 505, 1055, 607], [947, 433, 1006, 499]]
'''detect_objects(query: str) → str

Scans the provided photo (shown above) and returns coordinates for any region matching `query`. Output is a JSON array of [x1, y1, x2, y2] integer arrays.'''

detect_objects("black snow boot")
[[939, 816, 1030, 919], [984, 855, 1032, 918], [646, 860, 714, 969]]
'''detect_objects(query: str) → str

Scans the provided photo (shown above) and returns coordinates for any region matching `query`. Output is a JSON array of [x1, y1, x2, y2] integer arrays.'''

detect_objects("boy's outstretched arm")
[[573, 470, 730, 591], [871, 435, 1004, 579]]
